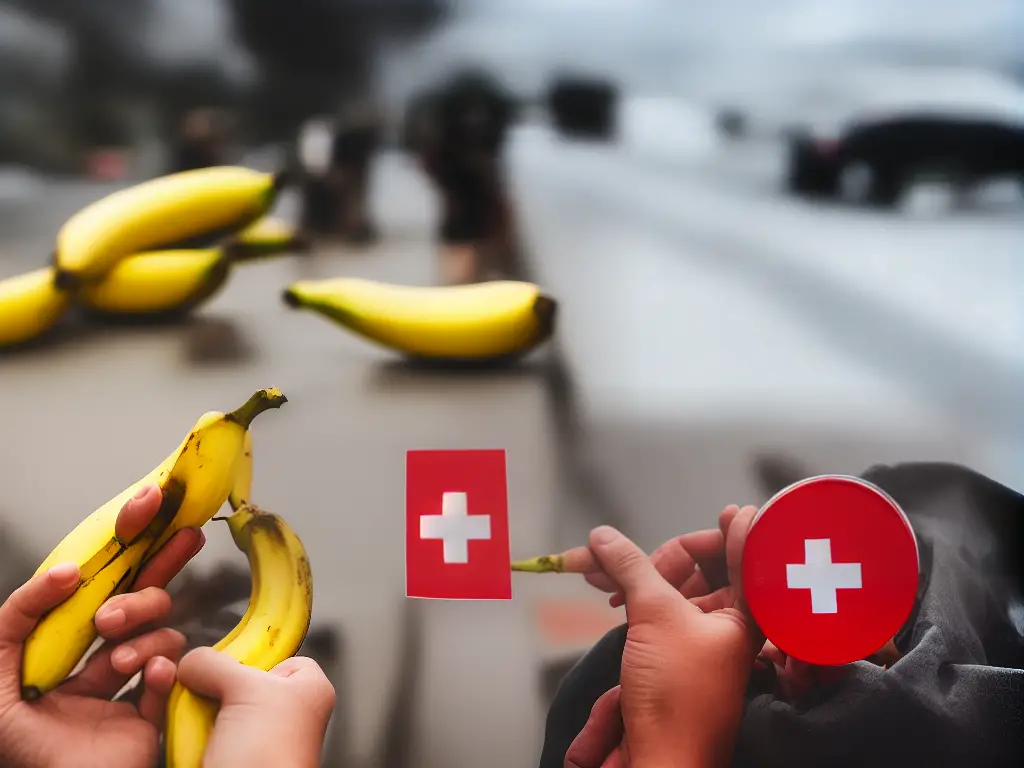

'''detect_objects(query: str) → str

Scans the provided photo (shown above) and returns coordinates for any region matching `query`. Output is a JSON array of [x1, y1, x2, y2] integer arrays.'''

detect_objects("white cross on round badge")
[[742, 475, 919, 666]]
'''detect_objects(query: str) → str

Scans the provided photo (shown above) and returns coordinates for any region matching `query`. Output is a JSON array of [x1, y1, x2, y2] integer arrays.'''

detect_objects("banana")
[[282, 278, 559, 360], [53, 166, 288, 290], [0, 268, 71, 348], [165, 504, 313, 768], [228, 216, 311, 258], [22, 388, 288, 699], [76, 249, 230, 319]]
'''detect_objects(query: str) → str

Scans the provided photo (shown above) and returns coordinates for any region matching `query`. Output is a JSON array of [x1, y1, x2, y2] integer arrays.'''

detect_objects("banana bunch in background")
[[165, 421, 313, 768], [1, 167, 297, 348], [20, 387, 287, 699], [282, 278, 559, 362]]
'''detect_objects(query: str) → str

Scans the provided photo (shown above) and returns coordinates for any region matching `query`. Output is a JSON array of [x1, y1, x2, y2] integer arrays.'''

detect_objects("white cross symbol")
[[786, 538, 862, 614], [419, 492, 491, 564]]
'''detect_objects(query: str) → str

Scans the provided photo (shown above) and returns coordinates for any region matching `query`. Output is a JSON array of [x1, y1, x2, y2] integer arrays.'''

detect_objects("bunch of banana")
[[0, 268, 72, 348], [21, 387, 287, 699], [165, 498, 313, 766], [53, 166, 288, 290], [282, 278, 559, 361], [227, 215, 311, 259]]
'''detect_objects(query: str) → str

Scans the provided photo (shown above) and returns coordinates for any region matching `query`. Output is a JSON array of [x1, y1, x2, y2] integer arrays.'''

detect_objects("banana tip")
[[52, 268, 80, 292], [21, 685, 43, 702], [282, 288, 302, 308]]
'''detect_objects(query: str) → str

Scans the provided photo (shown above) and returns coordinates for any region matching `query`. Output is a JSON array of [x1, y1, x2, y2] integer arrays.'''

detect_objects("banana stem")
[[227, 388, 288, 429], [511, 547, 598, 574], [511, 555, 565, 573]]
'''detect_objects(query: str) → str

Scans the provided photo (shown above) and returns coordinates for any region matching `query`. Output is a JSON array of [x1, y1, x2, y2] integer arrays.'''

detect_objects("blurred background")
[[1, 1, 1022, 766]]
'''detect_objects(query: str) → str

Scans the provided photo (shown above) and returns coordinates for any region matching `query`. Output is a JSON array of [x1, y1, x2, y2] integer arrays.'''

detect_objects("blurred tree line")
[[0, 0, 448, 171]]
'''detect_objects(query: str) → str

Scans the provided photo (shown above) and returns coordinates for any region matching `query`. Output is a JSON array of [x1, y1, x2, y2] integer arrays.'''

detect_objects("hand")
[[176, 647, 336, 768], [0, 484, 205, 768], [566, 505, 762, 768]]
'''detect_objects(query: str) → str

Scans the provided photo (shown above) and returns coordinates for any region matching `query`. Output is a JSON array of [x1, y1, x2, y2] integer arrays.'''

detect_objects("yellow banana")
[[53, 166, 288, 289], [165, 504, 313, 768], [0, 268, 71, 348], [22, 388, 288, 699], [228, 216, 311, 258], [76, 249, 230, 319], [281, 278, 559, 360]]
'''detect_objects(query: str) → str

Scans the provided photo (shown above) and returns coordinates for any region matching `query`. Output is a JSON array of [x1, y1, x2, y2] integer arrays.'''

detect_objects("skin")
[[0, 484, 204, 768], [175, 648, 336, 768], [566, 506, 764, 768]]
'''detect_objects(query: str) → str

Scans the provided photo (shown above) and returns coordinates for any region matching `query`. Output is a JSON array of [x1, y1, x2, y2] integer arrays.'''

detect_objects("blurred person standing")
[[329, 100, 383, 245], [296, 115, 339, 236], [413, 70, 517, 285]]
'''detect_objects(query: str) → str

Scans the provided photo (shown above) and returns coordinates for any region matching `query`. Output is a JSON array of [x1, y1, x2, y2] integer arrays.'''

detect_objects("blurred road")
[[1, 115, 1022, 768]]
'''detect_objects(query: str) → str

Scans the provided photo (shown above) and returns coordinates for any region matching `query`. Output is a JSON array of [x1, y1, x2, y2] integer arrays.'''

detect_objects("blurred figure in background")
[[412, 70, 516, 285], [172, 109, 227, 173], [296, 103, 383, 244], [330, 99, 383, 245], [296, 115, 339, 236]]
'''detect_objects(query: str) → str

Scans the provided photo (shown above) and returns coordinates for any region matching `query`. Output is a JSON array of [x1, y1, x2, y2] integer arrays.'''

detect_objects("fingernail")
[[47, 563, 80, 586], [590, 526, 616, 546], [132, 485, 152, 501], [112, 647, 138, 672], [95, 607, 126, 632], [192, 529, 207, 556]]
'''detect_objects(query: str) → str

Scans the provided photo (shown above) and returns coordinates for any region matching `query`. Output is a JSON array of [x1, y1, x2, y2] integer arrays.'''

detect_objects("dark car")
[[786, 112, 1024, 207], [547, 75, 618, 140]]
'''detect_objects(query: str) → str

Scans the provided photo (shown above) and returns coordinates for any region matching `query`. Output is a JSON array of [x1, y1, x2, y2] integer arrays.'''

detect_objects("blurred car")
[[786, 112, 1024, 207], [547, 75, 618, 140]]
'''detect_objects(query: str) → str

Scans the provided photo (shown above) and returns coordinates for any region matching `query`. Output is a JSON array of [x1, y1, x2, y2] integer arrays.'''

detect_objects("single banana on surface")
[[53, 166, 289, 290], [0, 268, 70, 348], [165, 504, 314, 768], [21, 388, 288, 699], [76, 249, 231, 320], [228, 215, 311, 259], [282, 278, 558, 360]]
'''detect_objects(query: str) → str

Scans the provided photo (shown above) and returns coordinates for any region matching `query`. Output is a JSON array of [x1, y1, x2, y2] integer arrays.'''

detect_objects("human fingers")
[[58, 628, 186, 699], [94, 586, 173, 641], [270, 657, 336, 716], [608, 527, 725, 608], [113, 484, 163, 542], [588, 527, 678, 621], [565, 686, 623, 768], [0, 563, 80, 705], [137, 656, 178, 729], [132, 527, 205, 591], [177, 646, 258, 704], [723, 505, 765, 651]]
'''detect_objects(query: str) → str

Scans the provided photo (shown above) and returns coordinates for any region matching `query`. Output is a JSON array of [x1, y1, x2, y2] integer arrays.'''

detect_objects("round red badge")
[[743, 475, 919, 666]]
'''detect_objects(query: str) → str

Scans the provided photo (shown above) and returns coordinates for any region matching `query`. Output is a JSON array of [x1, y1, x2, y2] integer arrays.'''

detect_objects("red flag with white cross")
[[406, 449, 513, 600]]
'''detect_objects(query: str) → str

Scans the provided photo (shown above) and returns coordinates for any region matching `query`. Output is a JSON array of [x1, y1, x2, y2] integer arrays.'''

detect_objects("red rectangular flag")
[[406, 449, 512, 600]]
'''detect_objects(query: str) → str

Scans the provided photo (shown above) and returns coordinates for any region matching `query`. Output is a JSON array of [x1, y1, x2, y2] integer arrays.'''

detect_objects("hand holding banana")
[[21, 387, 287, 698], [0, 482, 205, 768]]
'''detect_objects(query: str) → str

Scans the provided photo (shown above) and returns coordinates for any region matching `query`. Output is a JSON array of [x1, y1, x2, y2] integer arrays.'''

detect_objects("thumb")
[[176, 647, 255, 704], [588, 527, 672, 603], [270, 656, 336, 716]]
